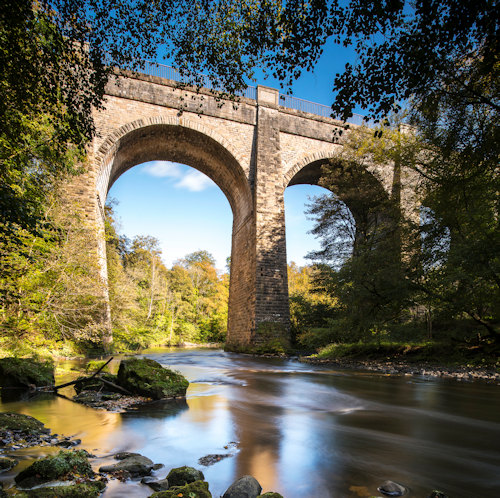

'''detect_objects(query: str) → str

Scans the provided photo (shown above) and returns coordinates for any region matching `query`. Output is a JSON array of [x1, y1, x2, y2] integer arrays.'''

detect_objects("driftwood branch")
[[52, 357, 114, 391], [99, 376, 131, 395]]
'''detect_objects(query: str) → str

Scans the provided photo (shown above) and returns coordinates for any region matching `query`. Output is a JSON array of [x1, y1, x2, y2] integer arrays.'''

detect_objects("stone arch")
[[94, 116, 251, 223], [91, 116, 255, 347], [284, 152, 398, 259], [283, 150, 342, 189]]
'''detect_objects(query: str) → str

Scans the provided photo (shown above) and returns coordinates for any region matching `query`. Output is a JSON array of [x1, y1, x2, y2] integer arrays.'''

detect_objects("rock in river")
[[167, 465, 205, 486], [117, 358, 189, 400], [14, 450, 93, 489], [0, 357, 54, 389], [223, 475, 263, 498], [99, 452, 162, 477], [0, 456, 18, 472], [141, 476, 170, 492], [11, 481, 106, 497], [151, 480, 212, 498], [378, 480, 407, 496]]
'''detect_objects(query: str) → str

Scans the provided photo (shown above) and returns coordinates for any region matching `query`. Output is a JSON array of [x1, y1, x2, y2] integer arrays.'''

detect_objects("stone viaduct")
[[66, 66, 418, 349]]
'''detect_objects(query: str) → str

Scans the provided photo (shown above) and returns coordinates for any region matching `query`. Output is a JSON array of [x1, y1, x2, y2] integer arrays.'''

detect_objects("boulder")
[[117, 358, 189, 400], [99, 452, 160, 477], [12, 481, 106, 497], [0, 358, 54, 389], [258, 494, 283, 498], [0, 412, 48, 435], [141, 476, 170, 491], [151, 480, 211, 498], [223, 475, 262, 498], [0, 456, 18, 472], [378, 480, 407, 496], [14, 450, 93, 489], [167, 466, 204, 486], [11, 481, 106, 497]]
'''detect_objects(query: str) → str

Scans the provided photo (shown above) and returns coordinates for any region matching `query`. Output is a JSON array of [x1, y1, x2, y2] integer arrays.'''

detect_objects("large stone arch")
[[92, 117, 255, 346], [95, 116, 251, 223]]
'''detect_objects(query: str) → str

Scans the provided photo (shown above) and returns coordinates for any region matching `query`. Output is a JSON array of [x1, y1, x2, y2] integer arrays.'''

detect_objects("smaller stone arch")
[[283, 150, 343, 189], [284, 150, 400, 262]]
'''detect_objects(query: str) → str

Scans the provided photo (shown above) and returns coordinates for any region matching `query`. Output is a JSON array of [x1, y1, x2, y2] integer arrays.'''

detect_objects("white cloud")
[[142, 161, 183, 178], [142, 161, 215, 192], [175, 170, 216, 192]]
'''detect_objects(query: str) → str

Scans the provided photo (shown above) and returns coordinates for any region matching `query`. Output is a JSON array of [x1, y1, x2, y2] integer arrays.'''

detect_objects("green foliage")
[[314, 341, 500, 368], [288, 263, 338, 347], [0, 204, 110, 356], [105, 204, 228, 351]]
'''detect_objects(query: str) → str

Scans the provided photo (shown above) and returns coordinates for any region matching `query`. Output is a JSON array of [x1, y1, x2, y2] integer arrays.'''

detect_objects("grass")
[[311, 340, 500, 369]]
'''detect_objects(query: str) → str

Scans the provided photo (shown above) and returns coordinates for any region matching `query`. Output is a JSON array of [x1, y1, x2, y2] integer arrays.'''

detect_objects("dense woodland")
[[0, 1, 498, 363]]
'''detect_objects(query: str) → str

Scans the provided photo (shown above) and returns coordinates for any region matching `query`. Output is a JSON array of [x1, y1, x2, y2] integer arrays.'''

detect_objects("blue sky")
[[108, 163, 328, 270], [108, 39, 360, 271]]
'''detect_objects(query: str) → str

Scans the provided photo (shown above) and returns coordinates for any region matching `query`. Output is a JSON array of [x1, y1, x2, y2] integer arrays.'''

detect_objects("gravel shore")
[[299, 357, 500, 382]]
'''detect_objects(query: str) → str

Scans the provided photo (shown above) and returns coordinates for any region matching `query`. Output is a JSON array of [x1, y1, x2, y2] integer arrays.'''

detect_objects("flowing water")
[[1, 348, 499, 497]]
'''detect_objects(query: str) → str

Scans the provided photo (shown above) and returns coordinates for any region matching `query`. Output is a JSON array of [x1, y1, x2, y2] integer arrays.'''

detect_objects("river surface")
[[1, 349, 500, 497]]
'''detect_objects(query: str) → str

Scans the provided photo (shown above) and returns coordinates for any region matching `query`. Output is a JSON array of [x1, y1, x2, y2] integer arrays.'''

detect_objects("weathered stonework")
[[65, 71, 417, 348]]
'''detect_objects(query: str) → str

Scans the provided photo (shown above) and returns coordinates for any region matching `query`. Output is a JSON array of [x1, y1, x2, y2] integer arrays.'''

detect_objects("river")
[[1, 348, 499, 497]]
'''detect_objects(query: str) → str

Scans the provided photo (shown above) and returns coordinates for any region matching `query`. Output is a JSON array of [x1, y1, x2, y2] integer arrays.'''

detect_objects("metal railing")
[[279, 93, 372, 127], [132, 60, 371, 126], [138, 60, 257, 100]]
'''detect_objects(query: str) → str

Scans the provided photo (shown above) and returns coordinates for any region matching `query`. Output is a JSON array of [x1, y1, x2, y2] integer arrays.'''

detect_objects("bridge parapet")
[[125, 60, 372, 127]]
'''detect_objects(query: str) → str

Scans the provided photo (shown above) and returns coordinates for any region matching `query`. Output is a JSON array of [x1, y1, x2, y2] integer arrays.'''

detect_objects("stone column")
[[60, 154, 113, 349], [252, 86, 290, 345]]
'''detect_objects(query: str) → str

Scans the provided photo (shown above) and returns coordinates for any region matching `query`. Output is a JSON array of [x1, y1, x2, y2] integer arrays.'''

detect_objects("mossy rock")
[[166, 466, 204, 487], [258, 493, 284, 498], [15, 450, 93, 489], [151, 480, 211, 498], [117, 358, 189, 400], [0, 358, 54, 389], [0, 413, 48, 435], [74, 373, 120, 394], [12, 481, 105, 497], [0, 456, 18, 472]]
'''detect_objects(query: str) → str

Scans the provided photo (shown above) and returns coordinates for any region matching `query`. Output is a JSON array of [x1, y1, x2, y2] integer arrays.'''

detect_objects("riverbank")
[[299, 341, 500, 382], [300, 356, 500, 381]]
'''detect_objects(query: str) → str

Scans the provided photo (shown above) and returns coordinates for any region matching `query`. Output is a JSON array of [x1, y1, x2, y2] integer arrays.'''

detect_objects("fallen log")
[[98, 376, 131, 395]]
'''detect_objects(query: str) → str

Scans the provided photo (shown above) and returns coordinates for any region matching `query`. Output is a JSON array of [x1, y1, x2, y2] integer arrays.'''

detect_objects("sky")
[[108, 39, 361, 271]]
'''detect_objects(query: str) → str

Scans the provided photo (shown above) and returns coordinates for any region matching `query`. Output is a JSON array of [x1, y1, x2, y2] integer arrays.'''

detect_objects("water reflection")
[[0, 349, 499, 497]]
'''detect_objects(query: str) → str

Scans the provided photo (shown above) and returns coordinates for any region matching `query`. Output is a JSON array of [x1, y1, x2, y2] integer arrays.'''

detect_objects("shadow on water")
[[121, 398, 189, 420]]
